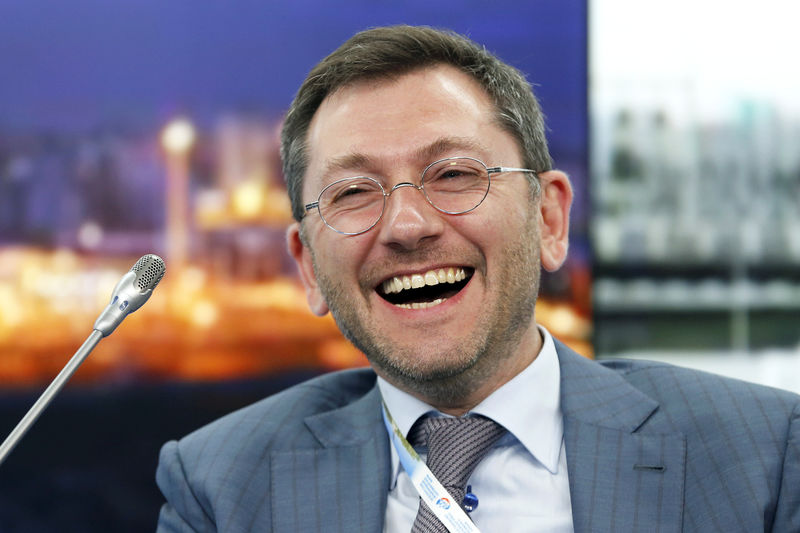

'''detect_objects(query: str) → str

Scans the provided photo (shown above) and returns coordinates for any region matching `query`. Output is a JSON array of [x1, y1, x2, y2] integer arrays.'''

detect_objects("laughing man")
[[156, 26, 800, 532]]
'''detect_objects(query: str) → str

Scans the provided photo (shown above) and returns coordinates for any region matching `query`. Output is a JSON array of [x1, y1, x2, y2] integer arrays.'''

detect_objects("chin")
[[368, 342, 489, 402]]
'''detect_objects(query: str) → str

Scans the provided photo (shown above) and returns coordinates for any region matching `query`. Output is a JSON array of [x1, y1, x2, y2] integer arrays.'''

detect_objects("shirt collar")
[[377, 326, 563, 484]]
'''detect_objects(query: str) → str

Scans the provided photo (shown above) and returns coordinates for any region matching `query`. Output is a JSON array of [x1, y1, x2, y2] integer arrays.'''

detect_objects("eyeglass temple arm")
[[298, 201, 319, 222], [487, 167, 542, 193], [487, 166, 537, 174], [301, 201, 320, 219]]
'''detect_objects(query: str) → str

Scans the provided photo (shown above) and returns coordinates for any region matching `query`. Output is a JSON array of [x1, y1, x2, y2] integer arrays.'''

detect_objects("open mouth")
[[376, 267, 473, 309]]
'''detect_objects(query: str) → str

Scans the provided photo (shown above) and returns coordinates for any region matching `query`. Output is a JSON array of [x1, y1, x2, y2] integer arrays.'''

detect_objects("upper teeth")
[[381, 267, 467, 295]]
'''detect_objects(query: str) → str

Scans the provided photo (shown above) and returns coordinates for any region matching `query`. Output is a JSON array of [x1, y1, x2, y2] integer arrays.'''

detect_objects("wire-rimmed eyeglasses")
[[301, 156, 540, 235]]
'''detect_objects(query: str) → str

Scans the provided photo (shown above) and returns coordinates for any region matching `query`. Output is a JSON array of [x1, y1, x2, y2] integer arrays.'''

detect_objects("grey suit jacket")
[[156, 342, 800, 532]]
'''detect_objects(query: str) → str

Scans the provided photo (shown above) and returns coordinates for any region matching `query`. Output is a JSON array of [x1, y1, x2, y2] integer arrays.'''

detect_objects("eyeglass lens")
[[317, 157, 491, 234]]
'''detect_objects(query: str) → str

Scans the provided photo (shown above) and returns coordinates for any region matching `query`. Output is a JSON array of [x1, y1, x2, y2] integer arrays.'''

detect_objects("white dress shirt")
[[378, 327, 574, 532]]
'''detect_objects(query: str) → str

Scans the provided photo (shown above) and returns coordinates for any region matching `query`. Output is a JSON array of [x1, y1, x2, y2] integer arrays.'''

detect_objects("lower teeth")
[[396, 298, 444, 310]]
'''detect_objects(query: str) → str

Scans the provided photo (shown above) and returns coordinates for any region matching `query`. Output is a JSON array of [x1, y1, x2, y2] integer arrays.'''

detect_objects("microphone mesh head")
[[131, 254, 166, 291]]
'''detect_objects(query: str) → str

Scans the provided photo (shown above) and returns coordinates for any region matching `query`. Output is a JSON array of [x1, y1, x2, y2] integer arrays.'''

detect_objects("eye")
[[332, 183, 371, 201], [440, 168, 468, 179], [321, 178, 383, 210], [425, 160, 486, 192]]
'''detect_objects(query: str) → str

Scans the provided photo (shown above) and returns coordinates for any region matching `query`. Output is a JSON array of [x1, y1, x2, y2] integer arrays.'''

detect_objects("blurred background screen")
[[0, 0, 798, 531], [590, 0, 800, 390]]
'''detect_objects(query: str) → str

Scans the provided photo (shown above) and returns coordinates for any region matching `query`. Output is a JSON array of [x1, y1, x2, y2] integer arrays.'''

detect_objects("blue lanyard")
[[381, 400, 481, 533]]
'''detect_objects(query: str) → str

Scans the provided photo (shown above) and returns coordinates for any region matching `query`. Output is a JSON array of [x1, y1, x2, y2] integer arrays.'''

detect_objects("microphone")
[[0, 254, 166, 466], [94, 254, 166, 336]]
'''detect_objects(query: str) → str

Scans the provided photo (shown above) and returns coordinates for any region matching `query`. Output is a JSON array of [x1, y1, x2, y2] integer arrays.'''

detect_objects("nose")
[[376, 182, 444, 250]]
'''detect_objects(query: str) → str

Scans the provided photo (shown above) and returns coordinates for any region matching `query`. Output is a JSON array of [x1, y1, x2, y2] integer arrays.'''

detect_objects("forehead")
[[303, 65, 506, 187]]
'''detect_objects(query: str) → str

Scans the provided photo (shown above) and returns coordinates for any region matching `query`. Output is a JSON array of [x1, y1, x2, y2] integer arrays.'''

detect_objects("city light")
[[231, 179, 266, 219], [161, 118, 196, 154], [162, 118, 196, 273]]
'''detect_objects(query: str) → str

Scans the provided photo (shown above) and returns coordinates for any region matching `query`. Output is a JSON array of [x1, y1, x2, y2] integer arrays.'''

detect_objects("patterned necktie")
[[409, 416, 507, 533]]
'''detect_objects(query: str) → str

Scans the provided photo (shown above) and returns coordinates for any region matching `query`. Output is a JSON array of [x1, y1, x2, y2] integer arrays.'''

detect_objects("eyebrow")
[[318, 136, 490, 181], [320, 152, 376, 179], [415, 137, 488, 164]]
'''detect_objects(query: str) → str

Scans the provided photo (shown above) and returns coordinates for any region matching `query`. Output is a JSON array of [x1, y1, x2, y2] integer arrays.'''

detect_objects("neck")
[[383, 322, 545, 416]]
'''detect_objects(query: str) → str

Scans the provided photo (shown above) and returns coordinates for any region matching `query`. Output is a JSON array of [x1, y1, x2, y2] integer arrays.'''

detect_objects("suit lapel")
[[557, 343, 686, 533], [270, 383, 389, 533], [269, 344, 688, 532]]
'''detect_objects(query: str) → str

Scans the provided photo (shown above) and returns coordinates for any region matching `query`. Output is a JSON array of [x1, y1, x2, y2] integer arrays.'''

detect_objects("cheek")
[[467, 200, 534, 242], [459, 203, 540, 273], [312, 233, 372, 280]]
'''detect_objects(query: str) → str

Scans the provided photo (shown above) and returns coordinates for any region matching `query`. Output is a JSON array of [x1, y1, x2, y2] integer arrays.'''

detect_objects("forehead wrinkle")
[[314, 136, 493, 191], [325, 136, 489, 174]]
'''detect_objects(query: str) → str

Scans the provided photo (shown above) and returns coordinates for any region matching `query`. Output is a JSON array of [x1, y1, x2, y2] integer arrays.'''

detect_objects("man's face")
[[288, 65, 571, 407]]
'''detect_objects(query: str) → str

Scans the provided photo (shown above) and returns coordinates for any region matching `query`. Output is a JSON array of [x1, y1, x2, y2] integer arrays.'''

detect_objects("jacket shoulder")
[[598, 357, 800, 428], [155, 367, 380, 529], [180, 367, 378, 453]]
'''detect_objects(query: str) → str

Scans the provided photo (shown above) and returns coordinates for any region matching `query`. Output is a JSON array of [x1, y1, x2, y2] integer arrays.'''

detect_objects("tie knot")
[[409, 415, 506, 491], [409, 416, 501, 444]]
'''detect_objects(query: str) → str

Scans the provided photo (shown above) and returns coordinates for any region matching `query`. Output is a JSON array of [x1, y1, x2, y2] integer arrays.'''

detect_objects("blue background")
[[0, 1, 586, 529]]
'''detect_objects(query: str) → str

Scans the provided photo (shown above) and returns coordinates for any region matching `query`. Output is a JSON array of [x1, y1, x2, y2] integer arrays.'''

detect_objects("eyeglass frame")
[[301, 156, 542, 236]]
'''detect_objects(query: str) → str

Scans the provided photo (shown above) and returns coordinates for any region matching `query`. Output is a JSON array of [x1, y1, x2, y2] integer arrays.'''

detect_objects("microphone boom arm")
[[0, 330, 103, 465]]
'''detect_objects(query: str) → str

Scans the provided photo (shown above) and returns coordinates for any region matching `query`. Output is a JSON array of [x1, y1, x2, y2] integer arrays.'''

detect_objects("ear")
[[537, 170, 573, 272], [287, 223, 329, 316]]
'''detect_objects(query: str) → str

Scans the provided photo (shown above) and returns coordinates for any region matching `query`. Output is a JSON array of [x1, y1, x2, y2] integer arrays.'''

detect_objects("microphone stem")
[[0, 329, 104, 466]]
